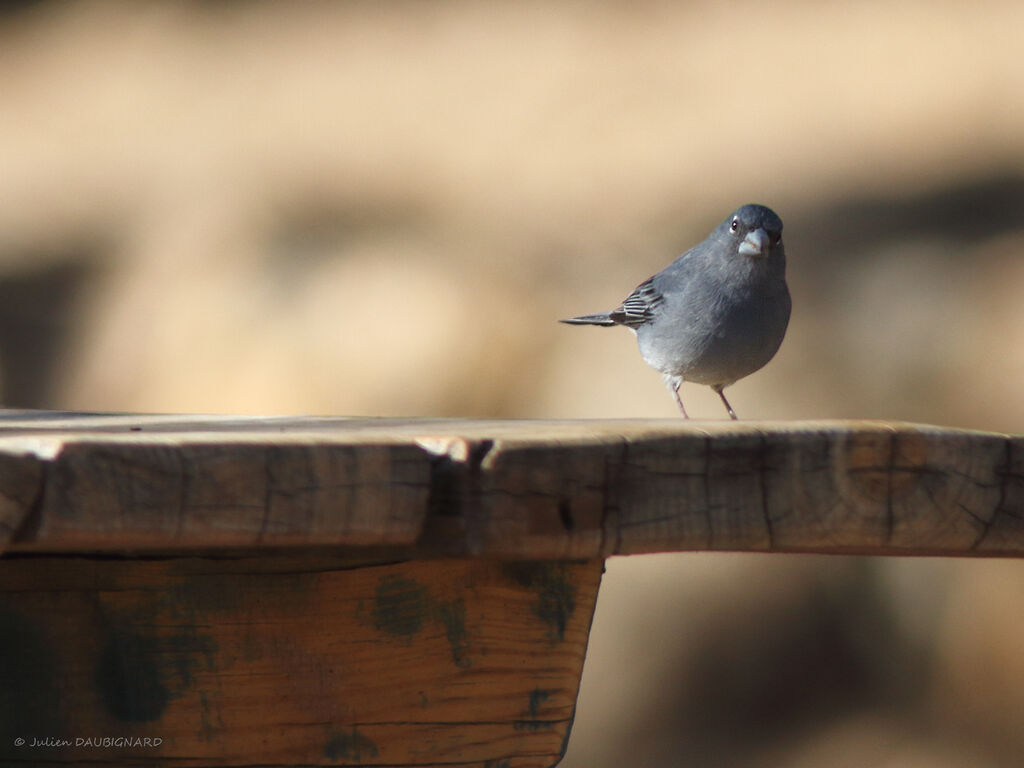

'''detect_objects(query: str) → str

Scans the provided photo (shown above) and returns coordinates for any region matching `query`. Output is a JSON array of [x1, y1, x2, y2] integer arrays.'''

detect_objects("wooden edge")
[[0, 415, 1020, 558]]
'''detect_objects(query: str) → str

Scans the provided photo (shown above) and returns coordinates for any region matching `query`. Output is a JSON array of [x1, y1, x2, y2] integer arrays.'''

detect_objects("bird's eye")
[[730, 219, 739, 232]]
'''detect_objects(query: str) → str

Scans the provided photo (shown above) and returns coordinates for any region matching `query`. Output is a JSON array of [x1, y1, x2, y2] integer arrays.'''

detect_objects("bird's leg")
[[664, 374, 688, 418], [713, 386, 738, 420], [672, 388, 689, 418]]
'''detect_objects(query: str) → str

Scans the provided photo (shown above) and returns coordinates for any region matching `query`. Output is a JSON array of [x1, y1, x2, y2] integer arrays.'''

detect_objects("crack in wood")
[[603, 438, 627, 556], [885, 431, 896, 544], [702, 434, 714, 550], [971, 438, 1013, 551], [758, 434, 775, 550]]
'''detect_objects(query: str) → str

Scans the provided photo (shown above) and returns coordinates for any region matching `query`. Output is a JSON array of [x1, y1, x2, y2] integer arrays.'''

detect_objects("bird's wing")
[[608, 277, 664, 328]]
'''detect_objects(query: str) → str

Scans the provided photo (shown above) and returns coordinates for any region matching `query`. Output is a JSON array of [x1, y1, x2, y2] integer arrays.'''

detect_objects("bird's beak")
[[738, 228, 770, 257]]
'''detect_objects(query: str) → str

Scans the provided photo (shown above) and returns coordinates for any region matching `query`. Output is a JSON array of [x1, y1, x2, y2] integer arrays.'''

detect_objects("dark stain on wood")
[[0, 606, 62, 755], [514, 687, 556, 732], [502, 562, 577, 642], [94, 629, 171, 722], [558, 498, 574, 531], [324, 727, 380, 762], [514, 719, 555, 732], [435, 597, 471, 668], [94, 624, 217, 723], [198, 689, 224, 742], [372, 575, 429, 639], [527, 687, 551, 718], [371, 573, 475, 667]]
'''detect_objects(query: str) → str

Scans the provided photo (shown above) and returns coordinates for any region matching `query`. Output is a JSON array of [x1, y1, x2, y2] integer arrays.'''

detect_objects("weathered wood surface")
[[0, 555, 602, 767], [0, 411, 1021, 557]]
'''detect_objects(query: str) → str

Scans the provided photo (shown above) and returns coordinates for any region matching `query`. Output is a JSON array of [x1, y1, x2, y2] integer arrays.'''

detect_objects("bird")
[[561, 204, 791, 419]]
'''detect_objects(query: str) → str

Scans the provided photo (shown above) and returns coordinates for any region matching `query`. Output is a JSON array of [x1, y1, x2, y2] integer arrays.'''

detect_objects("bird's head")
[[717, 204, 784, 259]]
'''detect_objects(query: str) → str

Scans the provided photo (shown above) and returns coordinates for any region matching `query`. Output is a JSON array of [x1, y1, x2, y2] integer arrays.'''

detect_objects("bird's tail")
[[559, 312, 616, 327]]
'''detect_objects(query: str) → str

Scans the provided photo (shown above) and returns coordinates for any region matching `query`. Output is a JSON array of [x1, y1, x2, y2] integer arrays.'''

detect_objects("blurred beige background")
[[1, 1, 1022, 765]]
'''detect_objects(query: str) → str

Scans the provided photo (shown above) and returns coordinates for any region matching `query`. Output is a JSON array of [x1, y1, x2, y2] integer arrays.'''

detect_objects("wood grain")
[[0, 555, 602, 767], [0, 412, 1020, 557]]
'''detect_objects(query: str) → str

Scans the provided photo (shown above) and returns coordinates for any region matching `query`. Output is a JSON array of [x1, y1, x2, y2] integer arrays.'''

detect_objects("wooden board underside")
[[0, 556, 602, 767]]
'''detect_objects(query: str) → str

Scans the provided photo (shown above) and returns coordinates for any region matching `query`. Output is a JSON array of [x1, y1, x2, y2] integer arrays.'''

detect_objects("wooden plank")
[[0, 555, 602, 767], [0, 412, 1020, 557]]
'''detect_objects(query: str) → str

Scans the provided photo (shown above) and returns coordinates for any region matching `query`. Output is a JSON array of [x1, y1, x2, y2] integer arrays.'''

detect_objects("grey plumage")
[[561, 204, 791, 419]]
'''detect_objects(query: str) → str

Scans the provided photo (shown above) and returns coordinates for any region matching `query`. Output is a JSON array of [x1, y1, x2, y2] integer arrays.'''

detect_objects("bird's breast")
[[636, 278, 790, 386]]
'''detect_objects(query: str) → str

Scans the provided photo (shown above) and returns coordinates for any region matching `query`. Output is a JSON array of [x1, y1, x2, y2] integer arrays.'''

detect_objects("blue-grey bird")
[[561, 204, 791, 419]]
